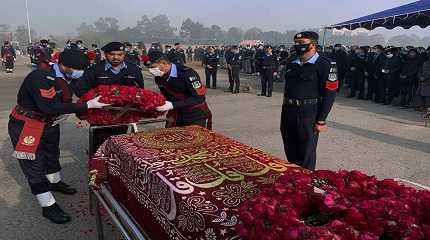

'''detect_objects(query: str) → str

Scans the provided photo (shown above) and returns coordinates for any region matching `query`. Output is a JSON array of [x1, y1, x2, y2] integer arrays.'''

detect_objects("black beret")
[[40, 39, 49, 44], [294, 31, 319, 41], [174, 42, 181, 46], [101, 42, 125, 52], [58, 49, 89, 70]]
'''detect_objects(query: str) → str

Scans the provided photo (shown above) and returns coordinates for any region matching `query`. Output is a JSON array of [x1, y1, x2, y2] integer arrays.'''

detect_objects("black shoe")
[[42, 203, 71, 224], [224, 89, 233, 92], [212, 87, 217, 89], [50, 181, 77, 195], [233, 90, 239, 94], [266, 94, 272, 97], [258, 93, 266, 96]]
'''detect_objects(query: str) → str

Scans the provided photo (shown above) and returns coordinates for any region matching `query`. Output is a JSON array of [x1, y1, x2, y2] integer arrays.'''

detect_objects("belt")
[[283, 98, 320, 106], [14, 105, 54, 123]]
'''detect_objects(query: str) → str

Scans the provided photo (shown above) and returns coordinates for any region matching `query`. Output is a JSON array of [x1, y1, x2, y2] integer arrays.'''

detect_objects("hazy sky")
[[1, 0, 429, 37]]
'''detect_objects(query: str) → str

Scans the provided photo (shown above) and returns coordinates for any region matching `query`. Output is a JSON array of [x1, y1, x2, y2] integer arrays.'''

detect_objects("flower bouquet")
[[236, 170, 430, 240], [76, 84, 166, 125]]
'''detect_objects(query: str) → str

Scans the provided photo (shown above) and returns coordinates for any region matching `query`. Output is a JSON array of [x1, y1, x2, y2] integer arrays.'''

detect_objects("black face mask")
[[294, 44, 311, 56]]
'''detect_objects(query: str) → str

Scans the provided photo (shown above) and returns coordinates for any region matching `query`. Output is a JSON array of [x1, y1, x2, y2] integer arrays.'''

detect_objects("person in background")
[[1, 41, 16, 73], [348, 46, 366, 99], [203, 46, 220, 89], [399, 48, 421, 108], [258, 45, 277, 97]]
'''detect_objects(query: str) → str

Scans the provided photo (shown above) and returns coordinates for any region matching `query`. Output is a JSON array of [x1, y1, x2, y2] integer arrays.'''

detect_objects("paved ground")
[[0, 57, 429, 240]]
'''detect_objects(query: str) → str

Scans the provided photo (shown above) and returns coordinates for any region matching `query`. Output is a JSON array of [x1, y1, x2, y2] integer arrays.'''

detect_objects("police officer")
[[147, 42, 164, 65], [76, 40, 87, 52], [228, 46, 242, 94], [280, 31, 337, 170], [333, 44, 348, 92], [224, 46, 234, 92], [348, 47, 366, 99], [168, 42, 186, 66], [72, 42, 145, 153], [399, 48, 421, 108], [148, 56, 212, 129], [379, 47, 401, 105], [258, 45, 278, 97], [186, 46, 193, 62], [203, 46, 220, 89], [8, 49, 109, 224], [124, 42, 140, 65], [371, 45, 386, 103], [1, 41, 16, 73]]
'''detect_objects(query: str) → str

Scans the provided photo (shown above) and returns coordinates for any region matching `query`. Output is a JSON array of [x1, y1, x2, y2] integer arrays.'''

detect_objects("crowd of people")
[[17, 38, 430, 112]]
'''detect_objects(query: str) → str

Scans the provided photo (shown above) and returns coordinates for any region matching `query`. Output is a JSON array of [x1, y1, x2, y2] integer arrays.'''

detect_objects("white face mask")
[[149, 67, 164, 77]]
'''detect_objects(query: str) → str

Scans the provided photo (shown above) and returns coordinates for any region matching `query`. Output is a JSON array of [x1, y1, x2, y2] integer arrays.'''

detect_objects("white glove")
[[87, 96, 111, 109], [156, 101, 174, 112], [52, 115, 69, 126]]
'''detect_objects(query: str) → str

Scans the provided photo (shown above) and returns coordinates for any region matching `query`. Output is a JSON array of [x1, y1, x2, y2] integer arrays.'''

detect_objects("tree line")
[[3, 15, 430, 48]]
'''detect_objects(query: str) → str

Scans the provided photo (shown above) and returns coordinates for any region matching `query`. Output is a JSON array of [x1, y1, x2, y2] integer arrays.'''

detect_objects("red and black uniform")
[[8, 66, 87, 197], [1, 45, 16, 72], [155, 64, 212, 129], [281, 53, 337, 170]]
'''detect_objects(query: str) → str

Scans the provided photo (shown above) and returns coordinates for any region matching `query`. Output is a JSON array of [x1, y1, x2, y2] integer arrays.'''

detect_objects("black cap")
[[76, 40, 83, 44], [294, 31, 319, 41], [174, 42, 181, 46], [58, 49, 89, 70], [101, 42, 125, 52], [40, 39, 49, 44], [265, 45, 273, 50]]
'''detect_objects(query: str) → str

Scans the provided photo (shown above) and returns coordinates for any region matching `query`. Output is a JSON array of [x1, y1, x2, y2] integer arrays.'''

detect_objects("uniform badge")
[[23, 136, 35, 146], [192, 81, 202, 89], [296, 33, 302, 38], [328, 73, 337, 82], [46, 76, 55, 81], [40, 87, 57, 99]]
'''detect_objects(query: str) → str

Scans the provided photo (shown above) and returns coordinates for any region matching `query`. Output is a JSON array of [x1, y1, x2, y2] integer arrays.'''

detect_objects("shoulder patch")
[[192, 81, 202, 89], [40, 87, 56, 99]]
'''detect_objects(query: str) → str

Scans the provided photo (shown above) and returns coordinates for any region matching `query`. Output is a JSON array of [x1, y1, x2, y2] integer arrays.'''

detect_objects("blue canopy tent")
[[327, 0, 430, 30]]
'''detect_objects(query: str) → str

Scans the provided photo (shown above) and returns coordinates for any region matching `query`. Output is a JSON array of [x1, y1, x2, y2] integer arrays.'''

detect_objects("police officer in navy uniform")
[[258, 45, 278, 97], [203, 46, 220, 89], [124, 42, 140, 65], [8, 49, 109, 224], [228, 46, 242, 94], [168, 42, 186, 67], [72, 41, 145, 154], [76, 40, 87, 53], [281, 31, 337, 170], [149, 56, 212, 129]]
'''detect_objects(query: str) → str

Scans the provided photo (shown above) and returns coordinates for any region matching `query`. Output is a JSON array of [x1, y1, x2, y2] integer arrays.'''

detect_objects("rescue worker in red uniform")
[[8, 49, 110, 224]]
